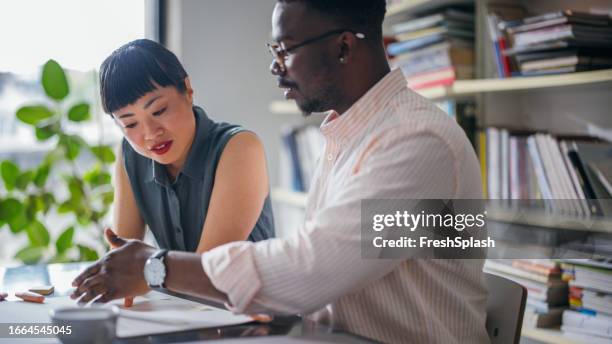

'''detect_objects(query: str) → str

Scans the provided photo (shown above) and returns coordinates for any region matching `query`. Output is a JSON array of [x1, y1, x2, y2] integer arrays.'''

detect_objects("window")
[[0, 0, 146, 151]]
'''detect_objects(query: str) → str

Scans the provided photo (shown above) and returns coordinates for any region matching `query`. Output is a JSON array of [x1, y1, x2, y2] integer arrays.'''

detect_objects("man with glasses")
[[72, 1, 489, 342]]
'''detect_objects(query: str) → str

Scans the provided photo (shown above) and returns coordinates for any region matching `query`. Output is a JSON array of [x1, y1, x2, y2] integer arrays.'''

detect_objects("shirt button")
[[327, 154, 333, 161]]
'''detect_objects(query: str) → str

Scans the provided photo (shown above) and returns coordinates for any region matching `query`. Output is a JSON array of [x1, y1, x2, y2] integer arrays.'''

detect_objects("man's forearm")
[[164, 251, 229, 305]]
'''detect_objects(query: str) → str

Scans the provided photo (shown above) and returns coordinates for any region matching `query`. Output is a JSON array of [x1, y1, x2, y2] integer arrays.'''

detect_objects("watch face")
[[144, 258, 166, 286]]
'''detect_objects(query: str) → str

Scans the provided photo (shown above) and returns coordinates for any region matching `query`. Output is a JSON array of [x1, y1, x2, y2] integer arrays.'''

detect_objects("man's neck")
[[334, 61, 391, 115]]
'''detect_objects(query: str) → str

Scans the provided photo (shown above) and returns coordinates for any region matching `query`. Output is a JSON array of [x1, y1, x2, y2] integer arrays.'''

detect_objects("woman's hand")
[[71, 228, 155, 303]]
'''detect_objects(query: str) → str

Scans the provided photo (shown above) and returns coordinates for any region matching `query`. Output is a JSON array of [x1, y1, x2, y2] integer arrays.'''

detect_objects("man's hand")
[[70, 228, 156, 303], [104, 228, 135, 307]]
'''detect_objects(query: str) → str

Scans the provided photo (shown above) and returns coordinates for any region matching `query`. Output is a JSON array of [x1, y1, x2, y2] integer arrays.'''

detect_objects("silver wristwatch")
[[144, 249, 168, 289]]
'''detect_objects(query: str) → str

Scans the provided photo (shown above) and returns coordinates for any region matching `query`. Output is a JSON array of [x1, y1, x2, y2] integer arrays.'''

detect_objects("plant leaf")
[[1, 160, 20, 191], [15, 246, 44, 264], [57, 201, 74, 214], [41, 192, 55, 214], [84, 167, 111, 188], [8, 213, 28, 233], [59, 135, 82, 160], [67, 103, 90, 122], [26, 220, 50, 247], [101, 190, 114, 205], [0, 198, 23, 222], [0, 198, 28, 233], [44, 146, 65, 165], [42, 59, 69, 100], [33, 163, 51, 188], [78, 245, 99, 261], [15, 170, 34, 191], [50, 252, 72, 264], [56, 226, 74, 254], [16, 105, 54, 125], [35, 120, 60, 141], [91, 145, 115, 163]]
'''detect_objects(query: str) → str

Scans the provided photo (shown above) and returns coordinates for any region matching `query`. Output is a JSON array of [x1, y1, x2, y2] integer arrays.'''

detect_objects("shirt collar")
[[148, 106, 213, 186], [320, 68, 406, 143]]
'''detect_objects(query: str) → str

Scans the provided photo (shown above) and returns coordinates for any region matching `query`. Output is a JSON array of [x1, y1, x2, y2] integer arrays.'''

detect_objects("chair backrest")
[[485, 272, 527, 344]]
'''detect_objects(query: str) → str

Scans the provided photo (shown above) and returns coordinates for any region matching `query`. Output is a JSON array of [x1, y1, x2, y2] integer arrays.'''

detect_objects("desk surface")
[[0, 263, 373, 343]]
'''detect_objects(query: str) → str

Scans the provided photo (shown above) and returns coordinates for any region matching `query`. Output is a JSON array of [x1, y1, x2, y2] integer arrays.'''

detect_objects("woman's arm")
[[195, 131, 269, 254], [112, 146, 146, 240]]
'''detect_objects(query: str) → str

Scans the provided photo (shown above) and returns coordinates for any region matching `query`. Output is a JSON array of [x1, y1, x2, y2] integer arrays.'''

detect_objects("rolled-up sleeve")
[[202, 127, 458, 315]]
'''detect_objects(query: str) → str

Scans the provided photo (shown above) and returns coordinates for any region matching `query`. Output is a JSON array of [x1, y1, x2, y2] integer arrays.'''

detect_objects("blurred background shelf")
[[487, 207, 612, 234], [387, 0, 473, 17], [521, 326, 579, 344], [272, 187, 612, 235], [419, 68, 612, 99], [269, 100, 301, 115], [271, 187, 308, 208], [269, 69, 612, 113]]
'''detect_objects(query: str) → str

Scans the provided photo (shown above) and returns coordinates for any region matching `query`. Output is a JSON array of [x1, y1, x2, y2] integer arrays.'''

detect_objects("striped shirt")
[[201, 69, 489, 343]]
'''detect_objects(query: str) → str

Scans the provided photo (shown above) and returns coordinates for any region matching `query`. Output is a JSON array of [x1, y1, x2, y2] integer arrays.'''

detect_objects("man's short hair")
[[99, 39, 188, 114], [278, 0, 387, 42]]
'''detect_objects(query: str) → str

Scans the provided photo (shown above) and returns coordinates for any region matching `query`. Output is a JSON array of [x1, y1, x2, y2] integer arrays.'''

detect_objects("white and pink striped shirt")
[[202, 69, 489, 343]]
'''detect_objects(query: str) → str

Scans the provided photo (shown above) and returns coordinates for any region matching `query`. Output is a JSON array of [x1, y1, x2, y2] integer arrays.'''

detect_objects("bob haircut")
[[99, 39, 188, 114]]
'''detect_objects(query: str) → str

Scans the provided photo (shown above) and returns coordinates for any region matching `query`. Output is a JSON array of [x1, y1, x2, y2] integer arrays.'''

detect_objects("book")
[[392, 41, 474, 77], [391, 8, 475, 35], [387, 33, 447, 56], [523, 306, 565, 328], [562, 310, 612, 339], [571, 142, 612, 216], [511, 24, 612, 48], [405, 66, 457, 89], [485, 260, 563, 284], [521, 10, 611, 26], [519, 54, 612, 72], [508, 10, 612, 35]]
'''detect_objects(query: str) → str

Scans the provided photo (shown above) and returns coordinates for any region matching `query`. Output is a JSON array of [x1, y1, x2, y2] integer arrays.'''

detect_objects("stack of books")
[[560, 259, 612, 343], [387, 7, 475, 89], [485, 259, 568, 328], [279, 125, 325, 192], [495, 10, 612, 76], [481, 128, 612, 216]]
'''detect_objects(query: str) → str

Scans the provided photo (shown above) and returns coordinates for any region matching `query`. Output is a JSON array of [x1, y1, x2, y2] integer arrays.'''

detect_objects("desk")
[[0, 263, 374, 343]]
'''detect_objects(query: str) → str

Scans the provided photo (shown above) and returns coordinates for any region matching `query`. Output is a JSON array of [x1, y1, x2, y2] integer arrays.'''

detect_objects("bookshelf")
[[386, 0, 473, 17], [273, 187, 612, 235], [271, 1, 612, 341], [521, 326, 579, 344]]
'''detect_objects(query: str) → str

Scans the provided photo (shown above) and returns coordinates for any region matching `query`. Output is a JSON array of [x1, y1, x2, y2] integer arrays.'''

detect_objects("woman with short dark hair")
[[100, 39, 274, 254]]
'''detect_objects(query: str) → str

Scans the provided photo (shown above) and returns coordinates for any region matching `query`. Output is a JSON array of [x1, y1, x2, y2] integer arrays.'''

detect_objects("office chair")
[[485, 272, 528, 344]]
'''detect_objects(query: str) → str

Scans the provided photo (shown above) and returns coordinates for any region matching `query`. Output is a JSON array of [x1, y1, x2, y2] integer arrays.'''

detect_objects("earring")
[[339, 57, 345, 63]]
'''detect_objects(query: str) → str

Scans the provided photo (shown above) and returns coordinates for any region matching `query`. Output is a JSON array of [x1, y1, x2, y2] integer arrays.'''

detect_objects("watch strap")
[[152, 249, 169, 260]]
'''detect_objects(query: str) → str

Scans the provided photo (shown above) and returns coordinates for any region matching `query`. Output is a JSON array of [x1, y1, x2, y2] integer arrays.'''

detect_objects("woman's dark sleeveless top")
[[122, 106, 275, 251]]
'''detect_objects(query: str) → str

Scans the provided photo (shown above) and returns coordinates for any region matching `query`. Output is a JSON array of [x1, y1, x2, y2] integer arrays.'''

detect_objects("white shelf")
[[386, 0, 473, 17], [269, 100, 301, 115], [271, 189, 612, 234], [269, 69, 612, 114], [487, 207, 612, 234], [272, 188, 308, 208], [417, 69, 612, 100], [521, 326, 579, 344]]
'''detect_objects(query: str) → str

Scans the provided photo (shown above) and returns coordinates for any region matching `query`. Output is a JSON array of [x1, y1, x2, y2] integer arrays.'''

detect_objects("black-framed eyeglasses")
[[267, 29, 366, 72]]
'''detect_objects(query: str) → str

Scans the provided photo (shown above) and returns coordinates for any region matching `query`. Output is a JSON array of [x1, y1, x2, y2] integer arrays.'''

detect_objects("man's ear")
[[184, 77, 194, 103], [337, 31, 358, 64]]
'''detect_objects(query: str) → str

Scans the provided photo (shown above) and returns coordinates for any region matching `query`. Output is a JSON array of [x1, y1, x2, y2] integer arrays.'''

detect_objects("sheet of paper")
[[0, 291, 253, 338]]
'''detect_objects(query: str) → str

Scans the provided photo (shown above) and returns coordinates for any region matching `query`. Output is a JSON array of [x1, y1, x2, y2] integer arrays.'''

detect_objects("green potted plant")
[[0, 60, 115, 264]]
